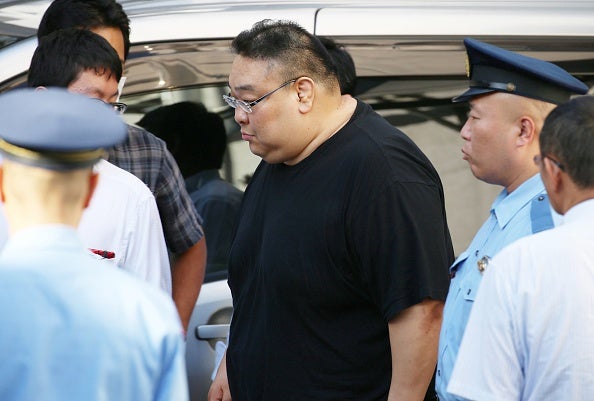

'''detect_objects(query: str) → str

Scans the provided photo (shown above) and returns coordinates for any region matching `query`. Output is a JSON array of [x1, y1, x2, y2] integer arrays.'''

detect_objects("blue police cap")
[[0, 88, 127, 170], [453, 38, 589, 104]]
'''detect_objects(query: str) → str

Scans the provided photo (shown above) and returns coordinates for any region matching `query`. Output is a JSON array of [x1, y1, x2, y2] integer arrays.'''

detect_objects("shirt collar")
[[491, 173, 545, 229], [185, 169, 221, 192], [2, 225, 81, 259]]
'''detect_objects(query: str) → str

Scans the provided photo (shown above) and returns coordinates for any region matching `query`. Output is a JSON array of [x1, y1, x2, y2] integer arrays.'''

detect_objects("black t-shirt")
[[227, 100, 453, 401]]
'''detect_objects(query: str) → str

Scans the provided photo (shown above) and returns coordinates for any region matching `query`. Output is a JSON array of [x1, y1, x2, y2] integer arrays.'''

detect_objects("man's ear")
[[517, 116, 536, 146], [543, 157, 563, 194], [295, 77, 315, 113], [83, 172, 100, 209]]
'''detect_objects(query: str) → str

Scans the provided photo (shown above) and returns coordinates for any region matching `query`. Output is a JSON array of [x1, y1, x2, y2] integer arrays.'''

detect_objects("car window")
[[114, 37, 594, 260], [1, 35, 593, 275]]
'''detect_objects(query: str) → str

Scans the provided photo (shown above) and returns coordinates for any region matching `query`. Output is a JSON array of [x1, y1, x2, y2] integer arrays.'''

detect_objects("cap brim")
[[0, 143, 105, 171], [452, 87, 495, 103]]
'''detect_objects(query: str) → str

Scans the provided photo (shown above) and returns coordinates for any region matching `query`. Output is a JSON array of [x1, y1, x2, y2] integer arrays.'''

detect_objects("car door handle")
[[195, 324, 230, 340]]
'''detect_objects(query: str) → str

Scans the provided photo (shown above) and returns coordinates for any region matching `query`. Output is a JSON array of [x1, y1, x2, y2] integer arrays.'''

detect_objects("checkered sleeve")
[[107, 125, 204, 254], [155, 145, 204, 253]]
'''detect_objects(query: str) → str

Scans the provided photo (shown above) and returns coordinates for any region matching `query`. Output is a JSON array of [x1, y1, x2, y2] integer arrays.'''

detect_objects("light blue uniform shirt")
[[436, 174, 553, 401], [0, 225, 189, 401]]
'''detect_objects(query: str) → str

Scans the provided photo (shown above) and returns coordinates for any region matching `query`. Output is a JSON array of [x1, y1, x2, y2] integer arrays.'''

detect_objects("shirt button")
[[467, 289, 471, 295], [475, 250, 479, 256]]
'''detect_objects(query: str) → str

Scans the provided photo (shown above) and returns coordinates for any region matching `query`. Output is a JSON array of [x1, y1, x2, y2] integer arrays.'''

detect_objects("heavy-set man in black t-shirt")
[[209, 19, 453, 401]]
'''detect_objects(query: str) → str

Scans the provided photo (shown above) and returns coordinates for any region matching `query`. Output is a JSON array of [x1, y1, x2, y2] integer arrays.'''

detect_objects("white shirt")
[[0, 159, 171, 293], [448, 198, 594, 401]]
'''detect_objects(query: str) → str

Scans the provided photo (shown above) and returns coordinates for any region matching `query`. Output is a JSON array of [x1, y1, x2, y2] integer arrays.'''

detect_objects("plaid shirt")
[[107, 124, 204, 254]]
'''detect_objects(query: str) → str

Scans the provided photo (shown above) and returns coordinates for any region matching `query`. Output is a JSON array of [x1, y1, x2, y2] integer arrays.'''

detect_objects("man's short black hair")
[[318, 37, 357, 96], [38, 0, 131, 60], [232, 19, 338, 89], [137, 102, 227, 177], [28, 28, 122, 88], [540, 96, 594, 188]]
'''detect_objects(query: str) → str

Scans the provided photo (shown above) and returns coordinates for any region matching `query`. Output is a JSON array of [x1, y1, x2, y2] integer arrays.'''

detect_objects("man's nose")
[[234, 107, 249, 125]]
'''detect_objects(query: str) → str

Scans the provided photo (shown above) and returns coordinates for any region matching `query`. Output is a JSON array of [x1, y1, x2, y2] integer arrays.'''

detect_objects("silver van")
[[0, 1, 593, 400]]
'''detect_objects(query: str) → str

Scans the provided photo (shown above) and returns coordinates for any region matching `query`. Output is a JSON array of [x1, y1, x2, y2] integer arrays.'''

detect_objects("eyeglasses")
[[223, 78, 297, 113], [533, 154, 565, 171], [93, 98, 128, 114], [109, 102, 128, 114]]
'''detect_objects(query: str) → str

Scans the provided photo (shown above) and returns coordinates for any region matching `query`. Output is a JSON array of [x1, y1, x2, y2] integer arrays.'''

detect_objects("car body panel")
[[130, 8, 317, 42], [316, 3, 594, 36], [0, 37, 35, 86]]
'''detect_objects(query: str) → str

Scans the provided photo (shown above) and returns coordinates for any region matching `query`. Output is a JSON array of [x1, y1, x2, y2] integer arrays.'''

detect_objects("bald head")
[[0, 160, 99, 234]]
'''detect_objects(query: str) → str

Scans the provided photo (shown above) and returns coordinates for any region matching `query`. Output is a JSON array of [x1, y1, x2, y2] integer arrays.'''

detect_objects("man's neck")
[[285, 95, 357, 166]]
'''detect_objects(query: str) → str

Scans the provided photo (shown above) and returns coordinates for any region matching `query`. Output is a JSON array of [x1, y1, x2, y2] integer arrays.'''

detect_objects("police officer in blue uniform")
[[0, 88, 189, 401], [436, 38, 589, 401]]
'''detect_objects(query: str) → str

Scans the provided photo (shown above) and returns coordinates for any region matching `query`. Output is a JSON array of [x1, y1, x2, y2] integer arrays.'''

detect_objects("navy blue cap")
[[453, 38, 589, 104], [0, 88, 127, 170]]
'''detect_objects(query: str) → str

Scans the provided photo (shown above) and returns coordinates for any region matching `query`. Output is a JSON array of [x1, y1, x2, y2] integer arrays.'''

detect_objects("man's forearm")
[[171, 237, 207, 331], [387, 298, 444, 401]]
